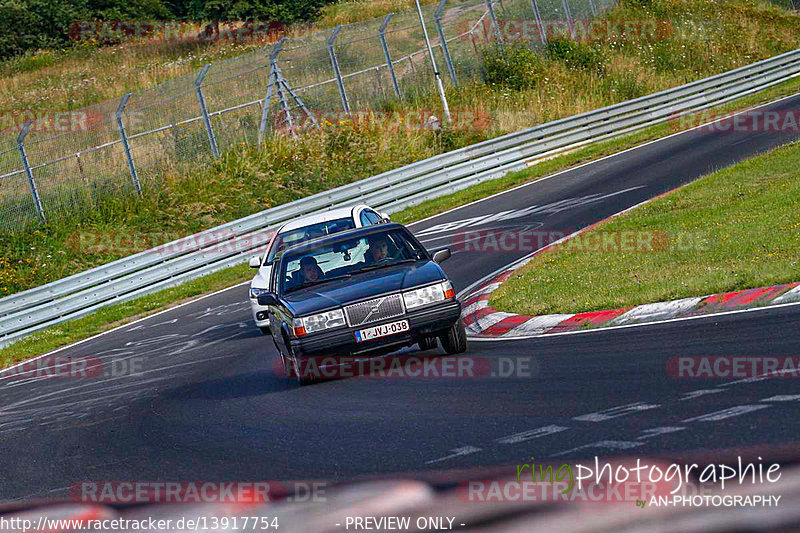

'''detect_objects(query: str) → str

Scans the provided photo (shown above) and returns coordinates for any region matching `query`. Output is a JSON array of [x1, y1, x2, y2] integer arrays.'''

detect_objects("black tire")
[[439, 318, 468, 355], [418, 336, 438, 352], [259, 327, 271, 335]]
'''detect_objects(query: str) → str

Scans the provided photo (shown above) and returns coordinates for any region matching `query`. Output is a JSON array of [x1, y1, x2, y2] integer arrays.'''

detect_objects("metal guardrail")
[[1, 49, 799, 348]]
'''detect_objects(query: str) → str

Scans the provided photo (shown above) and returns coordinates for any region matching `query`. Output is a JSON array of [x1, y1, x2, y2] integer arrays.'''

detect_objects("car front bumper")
[[249, 297, 270, 327], [289, 299, 462, 358]]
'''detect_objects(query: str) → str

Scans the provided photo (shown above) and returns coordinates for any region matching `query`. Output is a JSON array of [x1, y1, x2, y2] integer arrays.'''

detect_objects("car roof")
[[277, 223, 410, 260], [277, 205, 368, 233]]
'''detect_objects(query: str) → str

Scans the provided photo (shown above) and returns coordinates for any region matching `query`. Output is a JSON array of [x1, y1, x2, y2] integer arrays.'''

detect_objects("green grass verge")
[[491, 139, 800, 316], [2, 76, 799, 368]]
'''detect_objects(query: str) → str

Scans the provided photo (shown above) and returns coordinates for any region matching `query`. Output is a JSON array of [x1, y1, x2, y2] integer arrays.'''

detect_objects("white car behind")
[[248, 204, 389, 333]]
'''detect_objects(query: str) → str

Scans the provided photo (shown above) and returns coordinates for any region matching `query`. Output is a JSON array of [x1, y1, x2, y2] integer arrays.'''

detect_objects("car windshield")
[[265, 217, 356, 264], [279, 229, 426, 294]]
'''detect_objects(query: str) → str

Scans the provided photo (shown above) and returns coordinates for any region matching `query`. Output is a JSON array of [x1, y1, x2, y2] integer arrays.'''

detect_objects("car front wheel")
[[440, 318, 468, 355]]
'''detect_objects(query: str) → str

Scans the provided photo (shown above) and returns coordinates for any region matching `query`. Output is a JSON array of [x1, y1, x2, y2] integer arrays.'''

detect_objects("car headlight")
[[293, 309, 346, 337], [403, 281, 455, 310], [250, 287, 270, 300]]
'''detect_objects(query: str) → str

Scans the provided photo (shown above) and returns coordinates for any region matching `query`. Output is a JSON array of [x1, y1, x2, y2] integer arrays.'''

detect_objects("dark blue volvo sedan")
[[257, 223, 466, 384]]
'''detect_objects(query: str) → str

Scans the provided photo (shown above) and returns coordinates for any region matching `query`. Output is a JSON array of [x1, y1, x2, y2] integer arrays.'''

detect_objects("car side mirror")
[[249, 256, 261, 268], [432, 248, 451, 263], [380, 212, 391, 223], [257, 292, 280, 306]]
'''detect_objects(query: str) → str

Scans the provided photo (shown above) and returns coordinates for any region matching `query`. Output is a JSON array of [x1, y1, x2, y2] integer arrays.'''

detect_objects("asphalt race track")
[[2, 94, 800, 502]]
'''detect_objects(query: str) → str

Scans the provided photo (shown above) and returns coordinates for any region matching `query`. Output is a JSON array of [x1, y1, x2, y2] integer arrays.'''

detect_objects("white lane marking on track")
[[495, 425, 569, 445], [552, 440, 644, 457], [573, 402, 661, 422], [680, 389, 725, 401], [682, 405, 770, 422], [426, 446, 482, 464], [761, 394, 800, 402], [636, 427, 686, 440]]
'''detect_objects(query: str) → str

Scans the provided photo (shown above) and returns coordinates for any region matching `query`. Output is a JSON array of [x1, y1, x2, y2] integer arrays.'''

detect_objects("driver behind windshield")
[[366, 236, 389, 264], [298, 256, 324, 284]]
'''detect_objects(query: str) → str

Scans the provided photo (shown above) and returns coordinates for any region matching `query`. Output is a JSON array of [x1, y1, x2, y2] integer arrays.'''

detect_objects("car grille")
[[344, 294, 405, 327]]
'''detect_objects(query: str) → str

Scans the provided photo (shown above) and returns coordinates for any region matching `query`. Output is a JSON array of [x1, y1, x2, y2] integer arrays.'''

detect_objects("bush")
[[545, 38, 606, 75], [482, 43, 544, 91]]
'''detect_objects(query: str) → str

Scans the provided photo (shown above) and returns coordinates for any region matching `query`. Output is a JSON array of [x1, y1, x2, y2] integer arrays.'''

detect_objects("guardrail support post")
[[115, 93, 142, 196], [195, 64, 219, 158], [328, 26, 350, 113], [435, 0, 458, 87], [379, 14, 403, 99], [529, 0, 548, 44], [16, 120, 45, 223], [258, 39, 285, 143], [486, 0, 505, 53]]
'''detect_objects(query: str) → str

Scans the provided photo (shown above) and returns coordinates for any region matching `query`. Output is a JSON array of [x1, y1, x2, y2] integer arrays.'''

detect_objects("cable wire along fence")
[[0, 0, 616, 232]]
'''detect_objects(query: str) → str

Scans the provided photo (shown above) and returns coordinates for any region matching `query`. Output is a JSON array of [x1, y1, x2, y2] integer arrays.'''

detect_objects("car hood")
[[282, 260, 446, 316]]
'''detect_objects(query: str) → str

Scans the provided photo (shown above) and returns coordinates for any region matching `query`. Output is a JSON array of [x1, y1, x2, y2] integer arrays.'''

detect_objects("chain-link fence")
[[0, 0, 622, 232]]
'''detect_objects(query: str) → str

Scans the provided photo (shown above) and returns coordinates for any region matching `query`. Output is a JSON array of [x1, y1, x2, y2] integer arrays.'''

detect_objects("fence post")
[[194, 64, 219, 158], [414, 0, 451, 124], [561, 0, 575, 38], [435, 0, 458, 87], [588, 0, 598, 17], [115, 93, 142, 196], [258, 38, 285, 143], [327, 26, 350, 113], [16, 120, 45, 223], [530, 0, 548, 44], [379, 14, 403, 98], [486, 0, 504, 53]]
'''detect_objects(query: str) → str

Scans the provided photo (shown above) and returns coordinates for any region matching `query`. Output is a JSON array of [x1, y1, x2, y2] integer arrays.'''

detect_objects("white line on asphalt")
[[682, 405, 770, 422], [495, 425, 569, 445], [426, 446, 482, 464]]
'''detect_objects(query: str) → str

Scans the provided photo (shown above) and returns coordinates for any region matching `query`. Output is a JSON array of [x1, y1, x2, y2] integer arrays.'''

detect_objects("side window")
[[360, 210, 374, 227], [365, 210, 382, 225]]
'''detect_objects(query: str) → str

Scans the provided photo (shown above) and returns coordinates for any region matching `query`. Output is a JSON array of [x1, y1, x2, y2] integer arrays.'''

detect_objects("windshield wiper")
[[349, 258, 419, 275], [285, 274, 351, 293]]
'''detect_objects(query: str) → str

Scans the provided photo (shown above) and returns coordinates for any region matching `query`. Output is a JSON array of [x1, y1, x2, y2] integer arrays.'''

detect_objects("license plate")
[[355, 319, 409, 342]]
